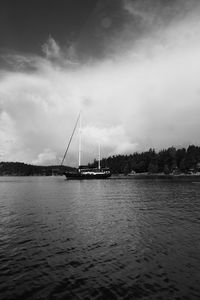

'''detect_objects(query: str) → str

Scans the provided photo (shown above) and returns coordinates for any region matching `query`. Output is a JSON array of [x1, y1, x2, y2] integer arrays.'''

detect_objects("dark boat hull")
[[64, 172, 111, 180]]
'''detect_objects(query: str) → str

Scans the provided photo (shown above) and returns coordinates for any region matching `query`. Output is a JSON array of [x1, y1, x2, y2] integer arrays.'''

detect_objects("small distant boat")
[[61, 112, 111, 180]]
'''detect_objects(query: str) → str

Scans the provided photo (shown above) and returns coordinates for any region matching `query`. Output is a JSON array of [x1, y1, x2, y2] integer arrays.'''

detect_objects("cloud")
[[1, 2, 200, 165], [32, 148, 57, 165], [42, 36, 61, 59], [81, 125, 138, 157]]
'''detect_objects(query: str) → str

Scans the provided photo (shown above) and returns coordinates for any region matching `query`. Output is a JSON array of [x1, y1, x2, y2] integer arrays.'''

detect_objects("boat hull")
[[64, 172, 111, 180]]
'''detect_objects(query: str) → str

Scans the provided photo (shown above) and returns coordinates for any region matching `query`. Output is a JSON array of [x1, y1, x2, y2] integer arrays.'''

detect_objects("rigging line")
[[60, 112, 81, 166]]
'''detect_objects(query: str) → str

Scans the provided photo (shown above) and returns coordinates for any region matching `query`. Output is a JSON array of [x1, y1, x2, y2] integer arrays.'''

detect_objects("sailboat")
[[61, 112, 111, 180]]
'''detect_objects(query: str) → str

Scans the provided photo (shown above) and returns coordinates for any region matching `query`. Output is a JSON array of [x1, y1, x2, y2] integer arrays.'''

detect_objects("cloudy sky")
[[1, 0, 200, 166]]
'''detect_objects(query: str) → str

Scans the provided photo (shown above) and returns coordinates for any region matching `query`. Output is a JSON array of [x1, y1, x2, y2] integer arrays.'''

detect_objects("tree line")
[[1, 145, 200, 175], [89, 145, 200, 174], [0, 162, 73, 176]]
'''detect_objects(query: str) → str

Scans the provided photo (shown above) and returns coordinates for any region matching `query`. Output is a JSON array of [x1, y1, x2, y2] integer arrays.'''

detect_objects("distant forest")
[[1, 145, 200, 176], [0, 162, 73, 176], [89, 145, 200, 174]]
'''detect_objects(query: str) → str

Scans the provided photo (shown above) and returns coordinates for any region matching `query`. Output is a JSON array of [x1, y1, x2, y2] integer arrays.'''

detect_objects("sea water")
[[0, 177, 200, 299]]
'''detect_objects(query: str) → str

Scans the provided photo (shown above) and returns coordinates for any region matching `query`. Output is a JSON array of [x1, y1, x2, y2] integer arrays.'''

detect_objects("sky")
[[1, 0, 200, 166]]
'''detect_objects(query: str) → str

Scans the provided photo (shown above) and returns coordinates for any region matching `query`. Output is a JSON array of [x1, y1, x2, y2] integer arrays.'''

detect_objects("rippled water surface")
[[0, 177, 200, 300]]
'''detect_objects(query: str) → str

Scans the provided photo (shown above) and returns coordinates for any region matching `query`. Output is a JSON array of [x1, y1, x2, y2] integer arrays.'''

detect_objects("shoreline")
[[111, 173, 200, 181], [1, 173, 200, 182]]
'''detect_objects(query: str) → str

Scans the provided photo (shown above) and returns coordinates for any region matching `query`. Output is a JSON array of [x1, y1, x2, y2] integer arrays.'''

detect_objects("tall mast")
[[60, 112, 80, 166], [78, 112, 82, 167], [98, 142, 101, 170]]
